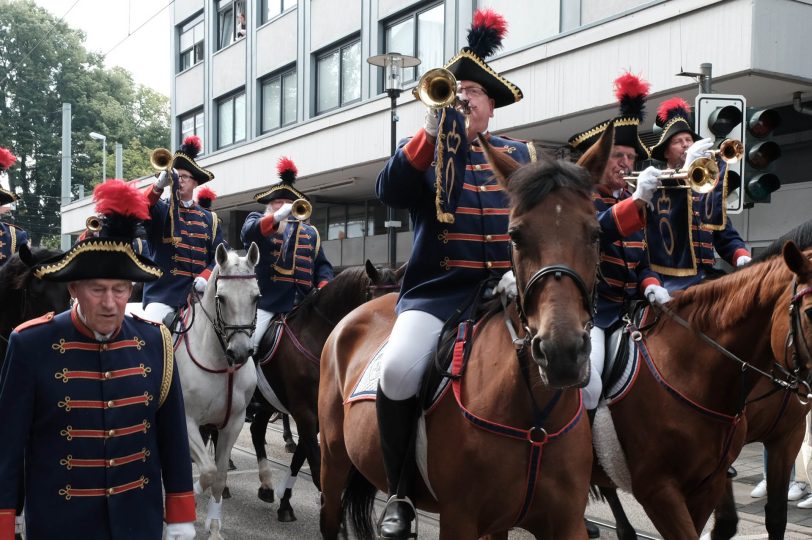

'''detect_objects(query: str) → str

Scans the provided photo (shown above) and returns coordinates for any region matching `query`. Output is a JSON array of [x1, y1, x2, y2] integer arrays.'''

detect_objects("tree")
[[0, 0, 169, 245]]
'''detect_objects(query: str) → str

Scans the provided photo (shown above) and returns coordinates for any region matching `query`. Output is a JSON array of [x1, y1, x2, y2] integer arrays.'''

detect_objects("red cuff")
[[639, 277, 661, 294], [402, 129, 434, 171], [611, 198, 646, 237], [145, 185, 162, 206], [259, 214, 277, 237], [0, 510, 16, 540], [317, 280, 329, 289], [164, 491, 196, 523], [198, 268, 212, 281], [731, 249, 750, 265]]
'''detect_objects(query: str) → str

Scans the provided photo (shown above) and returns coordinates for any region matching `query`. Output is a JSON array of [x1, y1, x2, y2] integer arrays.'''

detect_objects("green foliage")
[[0, 0, 169, 245]]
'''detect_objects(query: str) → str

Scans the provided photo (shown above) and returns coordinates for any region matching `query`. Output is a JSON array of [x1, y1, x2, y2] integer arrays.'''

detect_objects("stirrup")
[[376, 495, 418, 540]]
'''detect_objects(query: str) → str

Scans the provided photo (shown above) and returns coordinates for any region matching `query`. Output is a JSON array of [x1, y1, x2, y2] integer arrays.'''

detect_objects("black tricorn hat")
[[649, 98, 700, 162], [568, 71, 650, 159], [173, 135, 214, 185], [254, 157, 308, 204], [444, 9, 522, 108], [34, 180, 162, 283], [0, 146, 18, 206]]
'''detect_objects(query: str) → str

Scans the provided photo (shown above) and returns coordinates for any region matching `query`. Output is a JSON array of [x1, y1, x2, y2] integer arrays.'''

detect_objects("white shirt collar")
[[76, 304, 114, 341]]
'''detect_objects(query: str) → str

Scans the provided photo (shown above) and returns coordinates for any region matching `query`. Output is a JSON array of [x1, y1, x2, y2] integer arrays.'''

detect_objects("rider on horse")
[[141, 136, 226, 326], [240, 156, 334, 356], [0, 146, 28, 267], [0, 180, 195, 540], [374, 10, 534, 538]]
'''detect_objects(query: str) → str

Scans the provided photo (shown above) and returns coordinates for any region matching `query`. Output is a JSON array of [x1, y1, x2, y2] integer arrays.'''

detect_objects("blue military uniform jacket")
[[0, 308, 195, 539], [142, 194, 225, 309], [0, 221, 27, 266], [377, 129, 535, 321], [241, 216, 334, 313], [594, 187, 661, 329]]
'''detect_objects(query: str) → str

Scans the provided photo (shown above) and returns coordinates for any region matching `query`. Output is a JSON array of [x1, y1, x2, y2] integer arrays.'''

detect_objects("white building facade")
[[62, 0, 812, 267]]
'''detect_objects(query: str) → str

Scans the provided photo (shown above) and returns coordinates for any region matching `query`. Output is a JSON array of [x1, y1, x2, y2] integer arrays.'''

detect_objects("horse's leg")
[[282, 413, 296, 453], [188, 416, 216, 495], [599, 486, 638, 540], [277, 442, 308, 522], [319, 400, 352, 540], [764, 440, 794, 539], [709, 478, 738, 540], [206, 419, 243, 540], [250, 406, 275, 503]]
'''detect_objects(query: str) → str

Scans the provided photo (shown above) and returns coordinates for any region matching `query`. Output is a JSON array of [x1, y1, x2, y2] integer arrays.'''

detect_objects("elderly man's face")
[[602, 145, 637, 191], [69, 279, 133, 336]]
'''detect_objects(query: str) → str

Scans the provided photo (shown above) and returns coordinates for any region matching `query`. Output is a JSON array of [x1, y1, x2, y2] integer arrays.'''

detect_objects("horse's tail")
[[341, 466, 377, 540]]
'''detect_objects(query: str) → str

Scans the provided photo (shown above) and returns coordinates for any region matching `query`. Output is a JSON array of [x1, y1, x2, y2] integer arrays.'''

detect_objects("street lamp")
[[89, 131, 107, 183], [367, 52, 421, 268]]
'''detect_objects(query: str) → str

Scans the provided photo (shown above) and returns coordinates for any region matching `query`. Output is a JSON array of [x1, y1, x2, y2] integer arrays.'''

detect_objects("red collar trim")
[[71, 306, 122, 341]]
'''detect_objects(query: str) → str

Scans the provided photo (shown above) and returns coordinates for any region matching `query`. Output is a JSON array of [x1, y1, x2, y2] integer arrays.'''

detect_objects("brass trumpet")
[[150, 148, 173, 172], [412, 68, 459, 109], [625, 157, 720, 194], [291, 198, 312, 221], [710, 138, 744, 164], [86, 215, 102, 232]]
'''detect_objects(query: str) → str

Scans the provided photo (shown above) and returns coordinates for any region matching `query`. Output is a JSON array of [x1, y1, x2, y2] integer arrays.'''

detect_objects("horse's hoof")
[[278, 507, 297, 522], [284, 441, 297, 453], [258, 486, 275, 503], [228, 458, 236, 471], [222, 486, 231, 499]]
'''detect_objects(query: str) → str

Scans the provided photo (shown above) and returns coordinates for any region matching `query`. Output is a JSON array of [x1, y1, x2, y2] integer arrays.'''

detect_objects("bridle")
[[194, 273, 258, 366], [785, 280, 812, 392]]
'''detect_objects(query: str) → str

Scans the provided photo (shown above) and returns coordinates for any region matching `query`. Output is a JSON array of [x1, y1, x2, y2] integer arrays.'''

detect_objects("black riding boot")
[[376, 384, 418, 540]]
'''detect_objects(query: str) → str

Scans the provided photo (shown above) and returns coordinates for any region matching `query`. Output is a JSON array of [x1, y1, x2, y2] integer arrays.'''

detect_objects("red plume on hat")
[[614, 71, 650, 121], [277, 157, 298, 184], [0, 147, 17, 171], [467, 9, 508, 59], [93, 179, 150, 239], [196, 186, 217, 209], [657, 97, 692, 124], [179, 135, 202, 159]]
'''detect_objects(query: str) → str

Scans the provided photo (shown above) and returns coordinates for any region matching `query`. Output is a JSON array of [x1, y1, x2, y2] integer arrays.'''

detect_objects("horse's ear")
[[783, 241, 812, 277], [246, 242, 260, 268], [364, 259, 380, 282], [395, 261, 407, 282], [477, 133, 521, 189], [215, 243, 229, 268], [576, 123, 614, 185], [18, 243, 34, 267]]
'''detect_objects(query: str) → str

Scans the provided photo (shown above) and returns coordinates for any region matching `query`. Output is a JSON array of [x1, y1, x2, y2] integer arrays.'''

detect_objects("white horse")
[[175, 243, 260, 539]]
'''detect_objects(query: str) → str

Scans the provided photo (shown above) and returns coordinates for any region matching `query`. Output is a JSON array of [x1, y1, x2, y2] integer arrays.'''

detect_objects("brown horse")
[[318, 127, 615, 539], [251, 261, 402, 521], [591, 240, 812, 539]]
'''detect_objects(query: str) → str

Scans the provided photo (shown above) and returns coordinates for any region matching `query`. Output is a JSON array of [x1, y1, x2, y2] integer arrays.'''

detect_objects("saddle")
[[601, 301, 648, 402]]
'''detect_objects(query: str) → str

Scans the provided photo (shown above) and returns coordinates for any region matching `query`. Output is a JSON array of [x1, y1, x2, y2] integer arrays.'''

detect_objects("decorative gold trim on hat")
[[254, 184, 307, 203], [174, 151, 214, 182], [651, 115, 692, 150], [444, 50, 523, 103], [33, 240, 163, 280], [568, 121, 610, 149]]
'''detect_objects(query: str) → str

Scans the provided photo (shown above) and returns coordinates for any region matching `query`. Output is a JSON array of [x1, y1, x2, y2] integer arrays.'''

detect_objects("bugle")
[[290, 198, 312, 221], [710, 139, 744, 164], [625, 157, 719, 194], [150, 148, 173, 172], [412, 68, 459, 109]]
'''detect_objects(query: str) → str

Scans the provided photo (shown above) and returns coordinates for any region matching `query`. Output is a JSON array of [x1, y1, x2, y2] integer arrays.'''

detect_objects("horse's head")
[[363, 259, 402, 300], [783, 241, 812, 387], [9, 245, 71, 320], [480, 126, 611, 388], [210, 242, 261, 366]]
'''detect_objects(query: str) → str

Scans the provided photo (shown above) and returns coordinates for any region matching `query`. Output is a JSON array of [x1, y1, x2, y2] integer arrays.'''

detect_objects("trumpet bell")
[[412, 68, 458, 109], [86, 216, 102, 233], [291, 199, 312, 221], [686, 157, 719, 194], [150, 148, 173, 171], [716, 139, 744, 164]]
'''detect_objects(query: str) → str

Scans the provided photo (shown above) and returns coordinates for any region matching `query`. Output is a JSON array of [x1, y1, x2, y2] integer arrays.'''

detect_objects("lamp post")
[[367, 52, 420, 269], [89, 131, 107, 183]]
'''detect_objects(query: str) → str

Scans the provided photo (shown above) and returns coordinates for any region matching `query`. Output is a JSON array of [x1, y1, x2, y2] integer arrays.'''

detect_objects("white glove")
[[632, 166, 662, 208], [424, 109, 439, 138], [736, 255, 752, 268], [165, 522, 196, 539], [684, 137, 714, 168], [645, 284, 672, 305], [273, 203, 293, 223], [194, 276, 207, 294], [495, 270, 518, 302], [156, 168, 178, 189]]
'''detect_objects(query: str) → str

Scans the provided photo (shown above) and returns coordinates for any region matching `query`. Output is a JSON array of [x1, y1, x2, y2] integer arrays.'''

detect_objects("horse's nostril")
[[531, 337, 546, 364]]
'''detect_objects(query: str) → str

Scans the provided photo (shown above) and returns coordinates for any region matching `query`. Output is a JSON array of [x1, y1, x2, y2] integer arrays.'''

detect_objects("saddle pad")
[[255, 363, 291, 415], [602, 329, 640, 403]]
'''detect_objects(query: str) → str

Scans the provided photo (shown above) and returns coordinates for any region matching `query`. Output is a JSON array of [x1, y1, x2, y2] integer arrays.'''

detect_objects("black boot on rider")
[[376, 383, 418, 540]]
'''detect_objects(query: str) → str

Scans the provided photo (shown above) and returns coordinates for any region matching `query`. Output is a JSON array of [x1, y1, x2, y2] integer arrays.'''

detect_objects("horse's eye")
[[805, 307, 812, 323], [508, 227, 523, 247]]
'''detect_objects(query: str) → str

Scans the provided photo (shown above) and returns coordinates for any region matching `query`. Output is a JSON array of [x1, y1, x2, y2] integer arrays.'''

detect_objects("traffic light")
[[743, 107, 782, 203], [694, 94, 745, 213]]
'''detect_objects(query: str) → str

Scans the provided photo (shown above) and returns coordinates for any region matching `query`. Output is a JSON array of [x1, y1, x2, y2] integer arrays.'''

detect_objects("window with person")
[[217, 0, 246, 50]]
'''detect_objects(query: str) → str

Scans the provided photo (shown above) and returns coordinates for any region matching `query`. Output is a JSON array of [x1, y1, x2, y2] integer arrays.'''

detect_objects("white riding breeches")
[[583, 326, 606, 410], [251, 308, 276, 352], [143, 302, 174, 326], [379, 310, 444, 401]]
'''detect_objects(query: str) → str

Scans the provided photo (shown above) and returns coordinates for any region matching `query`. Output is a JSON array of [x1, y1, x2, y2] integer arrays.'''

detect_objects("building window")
[[217, 0, 246, 50], [178, 15, 204, 72], [217, 91, 246, 148], [261, 68, 297, 133], [179, 109, 205, 152], [262, 0, 297, 24], [477, 0, 559, 51], [383, 3, 444, 84], [315, 39, 361, 115]]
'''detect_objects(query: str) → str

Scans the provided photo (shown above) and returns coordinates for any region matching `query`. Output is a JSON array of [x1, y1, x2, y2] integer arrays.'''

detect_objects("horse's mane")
[[291, 265, 391, 321], [753, 219, 812, 262], [506, 159, 593, 215], [669, 255, 792, 330], [0, 247, 62, 294]]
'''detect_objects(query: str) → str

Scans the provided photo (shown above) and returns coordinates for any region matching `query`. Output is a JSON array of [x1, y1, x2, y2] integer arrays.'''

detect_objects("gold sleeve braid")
[[158, 324, 174, 407]]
